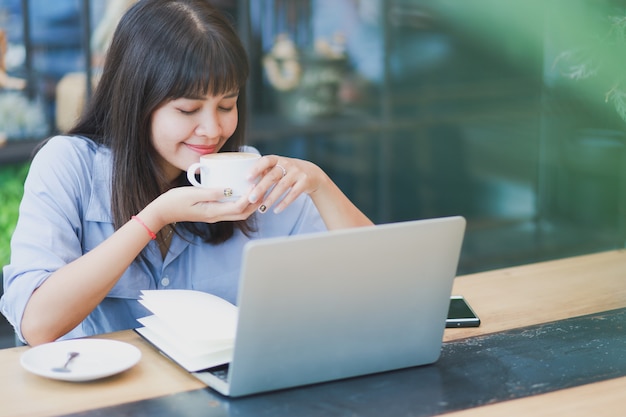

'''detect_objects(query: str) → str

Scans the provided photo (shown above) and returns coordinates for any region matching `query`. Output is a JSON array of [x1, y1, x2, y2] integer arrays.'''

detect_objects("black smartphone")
[[446, 295, 480, 328]]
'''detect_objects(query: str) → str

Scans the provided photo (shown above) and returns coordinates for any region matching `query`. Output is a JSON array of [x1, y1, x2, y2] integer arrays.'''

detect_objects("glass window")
[[2, 0, 625, 275]]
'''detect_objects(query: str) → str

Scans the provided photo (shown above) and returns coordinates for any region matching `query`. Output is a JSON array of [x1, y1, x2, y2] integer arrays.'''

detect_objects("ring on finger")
[[275, 164, 287, 178]]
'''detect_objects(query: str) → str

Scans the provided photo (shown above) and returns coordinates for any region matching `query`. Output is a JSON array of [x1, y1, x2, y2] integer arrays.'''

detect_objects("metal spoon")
[[52, 351, 79, 373]]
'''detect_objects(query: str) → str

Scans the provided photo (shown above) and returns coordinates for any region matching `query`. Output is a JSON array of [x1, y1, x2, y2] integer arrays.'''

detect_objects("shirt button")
[[161, 277, 170, 287]]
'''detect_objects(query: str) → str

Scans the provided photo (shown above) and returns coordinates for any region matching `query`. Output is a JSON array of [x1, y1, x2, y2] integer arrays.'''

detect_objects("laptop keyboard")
[[208, 364, 230, 382]]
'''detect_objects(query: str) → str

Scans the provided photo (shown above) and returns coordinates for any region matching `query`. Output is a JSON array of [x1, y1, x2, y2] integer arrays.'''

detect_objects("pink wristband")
[[132, 216, 157, 240]]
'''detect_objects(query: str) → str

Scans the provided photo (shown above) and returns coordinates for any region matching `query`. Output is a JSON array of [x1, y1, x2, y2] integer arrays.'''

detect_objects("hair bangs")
[[169, 30, 248, 100]]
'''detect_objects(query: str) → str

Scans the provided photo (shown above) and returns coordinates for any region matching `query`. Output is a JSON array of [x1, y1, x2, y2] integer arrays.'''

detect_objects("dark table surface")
[[63, 307, 626, 417]]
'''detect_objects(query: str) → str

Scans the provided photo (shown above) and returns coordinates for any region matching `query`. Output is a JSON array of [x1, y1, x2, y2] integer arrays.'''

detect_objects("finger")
[[274, 163, 287, 179], [188, 186, 237, 203], [247, 155, 278, 181], [270, 185, 302, 214], [258, 175, 300, 214], [194, 194, 257, 222], [248, 163, 289, 204]]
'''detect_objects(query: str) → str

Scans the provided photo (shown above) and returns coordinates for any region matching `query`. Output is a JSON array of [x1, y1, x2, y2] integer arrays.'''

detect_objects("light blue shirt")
[[1, 136, 326, 342]]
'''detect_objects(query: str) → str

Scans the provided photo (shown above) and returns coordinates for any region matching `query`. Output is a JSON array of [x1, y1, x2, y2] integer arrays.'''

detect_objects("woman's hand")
[[246, 155, 373, 230], [141, 186, 259, 233], [246, 155, 323, 215]]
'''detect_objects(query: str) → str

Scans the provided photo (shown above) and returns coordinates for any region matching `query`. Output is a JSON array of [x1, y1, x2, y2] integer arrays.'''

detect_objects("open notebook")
[[136, 216, 466, 397]]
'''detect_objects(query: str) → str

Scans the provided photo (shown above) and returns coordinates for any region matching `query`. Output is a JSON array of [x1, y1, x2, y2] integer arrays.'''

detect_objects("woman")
[[1, 0, 372, 346]]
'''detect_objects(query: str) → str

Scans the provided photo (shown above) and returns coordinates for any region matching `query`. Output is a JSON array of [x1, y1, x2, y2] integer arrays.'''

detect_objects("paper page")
[[136, 289, 238, 372], [136, 326, 233, 372], [137, 314, 233, 358], [139, 289, 238, 341]]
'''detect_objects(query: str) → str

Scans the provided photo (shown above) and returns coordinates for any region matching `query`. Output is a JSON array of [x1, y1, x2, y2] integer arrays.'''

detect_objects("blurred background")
[[2, 0, 626, 344]]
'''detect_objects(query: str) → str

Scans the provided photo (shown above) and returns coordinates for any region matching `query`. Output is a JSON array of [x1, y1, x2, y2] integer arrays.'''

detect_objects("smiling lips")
[[186, 144, 217, 155]]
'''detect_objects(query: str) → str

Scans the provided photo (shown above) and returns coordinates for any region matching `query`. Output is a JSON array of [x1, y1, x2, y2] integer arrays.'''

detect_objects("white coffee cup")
[[187, 152, 261, 200]]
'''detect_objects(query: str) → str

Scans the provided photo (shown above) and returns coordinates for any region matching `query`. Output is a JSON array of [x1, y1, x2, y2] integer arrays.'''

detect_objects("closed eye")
[[177, 107, 200, 115]]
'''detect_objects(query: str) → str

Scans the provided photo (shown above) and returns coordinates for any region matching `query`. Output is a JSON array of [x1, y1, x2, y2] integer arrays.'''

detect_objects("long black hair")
[[69, 0, 252, 244]]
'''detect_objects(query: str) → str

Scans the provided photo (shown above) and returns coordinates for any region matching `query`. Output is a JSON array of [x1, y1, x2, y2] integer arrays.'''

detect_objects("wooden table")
[[2, 249, 626, 417]]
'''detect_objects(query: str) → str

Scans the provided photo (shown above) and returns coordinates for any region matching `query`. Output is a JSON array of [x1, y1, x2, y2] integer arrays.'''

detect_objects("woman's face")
[[151, 90, 239, 182]]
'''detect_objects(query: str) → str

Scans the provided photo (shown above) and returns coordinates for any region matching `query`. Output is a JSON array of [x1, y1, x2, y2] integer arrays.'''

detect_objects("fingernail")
[[258, 204, 267, 213], [273, 206, 283, 214], [248, 193, 258, 203]]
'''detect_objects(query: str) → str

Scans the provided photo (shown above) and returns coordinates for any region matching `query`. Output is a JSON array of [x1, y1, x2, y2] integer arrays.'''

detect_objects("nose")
[[194, 109, 223, 138]]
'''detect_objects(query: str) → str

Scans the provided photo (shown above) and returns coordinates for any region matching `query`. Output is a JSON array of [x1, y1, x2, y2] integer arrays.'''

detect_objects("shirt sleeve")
[[0, 136, 96, 341]]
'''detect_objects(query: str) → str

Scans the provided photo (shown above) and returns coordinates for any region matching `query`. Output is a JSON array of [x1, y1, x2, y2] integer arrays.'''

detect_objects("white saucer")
[[20, 338, 142, 382]]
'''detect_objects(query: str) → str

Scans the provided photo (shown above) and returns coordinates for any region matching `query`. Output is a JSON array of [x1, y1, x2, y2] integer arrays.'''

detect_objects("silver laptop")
[[192, 216, 466, 397]]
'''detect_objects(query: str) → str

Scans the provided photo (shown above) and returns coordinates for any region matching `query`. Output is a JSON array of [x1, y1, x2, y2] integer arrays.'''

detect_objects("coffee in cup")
[[186, 152, 261, 200]]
